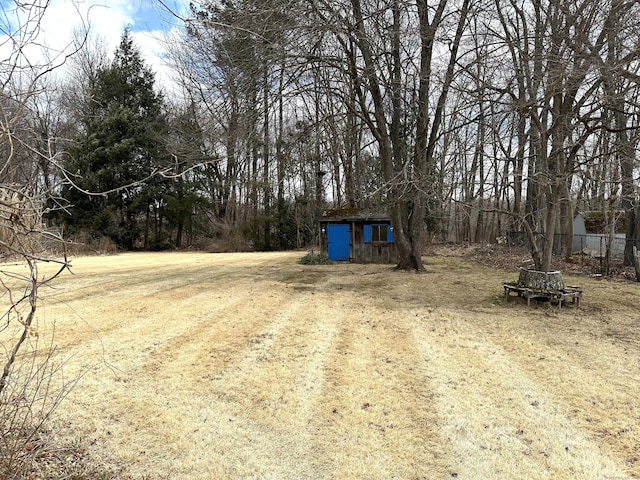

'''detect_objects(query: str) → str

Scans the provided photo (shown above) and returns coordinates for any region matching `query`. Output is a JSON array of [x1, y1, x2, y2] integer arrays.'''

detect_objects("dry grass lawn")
[[20, 249, 640, 479]]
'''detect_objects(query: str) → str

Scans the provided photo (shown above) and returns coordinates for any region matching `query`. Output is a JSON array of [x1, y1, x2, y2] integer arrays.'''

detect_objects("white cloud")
[[132, 28, 177, 94], [0, 0, 187, 92]]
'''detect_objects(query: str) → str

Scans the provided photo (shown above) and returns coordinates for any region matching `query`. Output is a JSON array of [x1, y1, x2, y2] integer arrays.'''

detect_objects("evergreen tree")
[[60, 29, 169, 249]]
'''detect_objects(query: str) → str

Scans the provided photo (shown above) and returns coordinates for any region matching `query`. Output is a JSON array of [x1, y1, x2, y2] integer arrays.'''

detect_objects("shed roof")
[[320, 208, 390, 222], [577, 211, 625, 234]]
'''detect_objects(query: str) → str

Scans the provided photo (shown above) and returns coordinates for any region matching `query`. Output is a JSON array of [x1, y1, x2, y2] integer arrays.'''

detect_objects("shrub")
[[298, 252, 333, 265]]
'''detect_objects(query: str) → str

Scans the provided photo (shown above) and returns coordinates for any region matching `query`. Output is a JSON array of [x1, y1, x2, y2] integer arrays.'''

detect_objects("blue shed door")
[[327, 224, 351, 261]]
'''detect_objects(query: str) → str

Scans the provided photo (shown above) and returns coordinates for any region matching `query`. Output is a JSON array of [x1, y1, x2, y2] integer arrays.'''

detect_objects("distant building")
[[573, 211, 626, 256], [319, 209, 397, 263]]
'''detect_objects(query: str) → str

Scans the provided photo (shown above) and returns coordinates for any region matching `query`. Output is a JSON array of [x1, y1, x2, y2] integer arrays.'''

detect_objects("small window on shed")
[[372, 224, 388, 242]]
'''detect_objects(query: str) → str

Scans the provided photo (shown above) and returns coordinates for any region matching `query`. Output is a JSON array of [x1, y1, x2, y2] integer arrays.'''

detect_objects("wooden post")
[[633, 246, 640, 282]]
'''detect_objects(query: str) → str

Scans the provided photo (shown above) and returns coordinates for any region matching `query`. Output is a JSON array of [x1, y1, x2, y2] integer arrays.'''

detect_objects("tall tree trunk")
[[262, 65, 271, 250], [407, 0, 471, 269], [343, 73, 358, 208], [560, 181, 574, 260], [474, 101, 486, 244], [348, 0, 406, 265], [275, 63, 287, 249], [603, 0, 639, 266], [540, 185, 560, 272]]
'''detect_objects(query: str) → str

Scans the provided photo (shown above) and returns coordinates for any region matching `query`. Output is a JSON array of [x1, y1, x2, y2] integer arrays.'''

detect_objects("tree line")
[[4, 0, 640, 271]]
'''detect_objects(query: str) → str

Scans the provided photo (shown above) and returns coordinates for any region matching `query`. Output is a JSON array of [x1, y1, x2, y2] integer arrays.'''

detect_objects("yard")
[[26, 249, 640, 479]]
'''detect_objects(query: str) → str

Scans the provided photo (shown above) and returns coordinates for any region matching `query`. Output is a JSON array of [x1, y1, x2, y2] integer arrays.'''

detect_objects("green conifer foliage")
[[61, 29, 169, 249]]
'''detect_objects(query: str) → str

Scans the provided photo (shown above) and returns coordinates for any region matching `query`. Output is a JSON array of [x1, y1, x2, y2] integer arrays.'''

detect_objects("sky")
[[1, 0, 189, 91]]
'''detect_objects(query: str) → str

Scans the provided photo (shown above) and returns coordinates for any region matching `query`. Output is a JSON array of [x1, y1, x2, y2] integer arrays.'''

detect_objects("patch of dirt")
[[21, 250, 640, 479], [428, 242, 638, 282]]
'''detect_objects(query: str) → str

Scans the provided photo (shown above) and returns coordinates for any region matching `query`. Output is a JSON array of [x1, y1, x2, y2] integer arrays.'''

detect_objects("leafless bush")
[[0, 340, 77, 479], [0, 2, 96, 476], [206, 217, 255, 252], [63, 232, 119, 256], [0, 185, 76, 478]]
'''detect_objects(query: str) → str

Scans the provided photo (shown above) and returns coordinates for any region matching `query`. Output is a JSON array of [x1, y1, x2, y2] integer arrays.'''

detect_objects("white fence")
[[572, 233, 626, 257]]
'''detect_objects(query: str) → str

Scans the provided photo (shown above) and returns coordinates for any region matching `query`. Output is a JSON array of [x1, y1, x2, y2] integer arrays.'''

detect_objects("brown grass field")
[[22, 248, 640, 479]]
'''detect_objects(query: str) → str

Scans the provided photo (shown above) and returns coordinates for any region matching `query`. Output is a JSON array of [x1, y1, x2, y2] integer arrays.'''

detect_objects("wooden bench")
[[503, 282, 582, 308]]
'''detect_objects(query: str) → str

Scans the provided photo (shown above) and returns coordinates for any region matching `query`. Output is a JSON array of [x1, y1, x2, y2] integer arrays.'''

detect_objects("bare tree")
[[596, 0, 640, 270], [303, 0, 473, 270], [0, 1, 88, 476], [160, 0, 640, 271], [484, 0, 639, 271]]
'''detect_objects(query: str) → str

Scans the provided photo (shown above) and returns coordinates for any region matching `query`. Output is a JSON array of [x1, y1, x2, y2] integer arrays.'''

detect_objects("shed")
[[319, 209, 397, 263], [573, 211, 626, 256]]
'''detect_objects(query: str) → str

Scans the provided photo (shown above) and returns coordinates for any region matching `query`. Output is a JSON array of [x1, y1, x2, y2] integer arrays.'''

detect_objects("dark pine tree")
[[60, 29, 169, 249]]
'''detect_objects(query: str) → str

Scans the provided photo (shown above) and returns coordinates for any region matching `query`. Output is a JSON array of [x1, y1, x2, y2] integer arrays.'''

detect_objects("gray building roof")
[[320, 208, 390, 222]]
